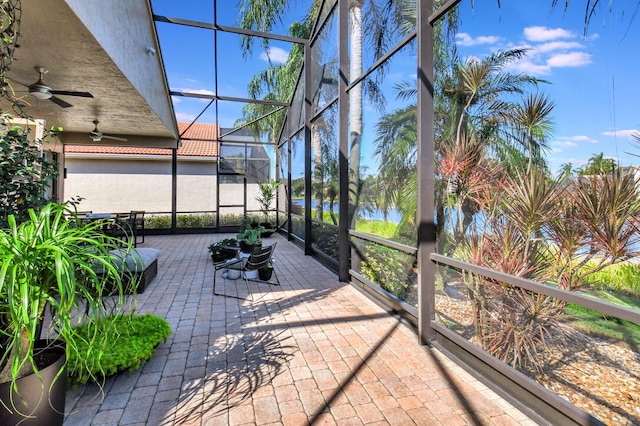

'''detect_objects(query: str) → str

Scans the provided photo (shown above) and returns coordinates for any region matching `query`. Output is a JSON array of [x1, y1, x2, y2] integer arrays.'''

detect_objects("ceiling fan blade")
[[51, 90, 93, 98], [49, 96, 73, 108], [102, 135, 129, 142]]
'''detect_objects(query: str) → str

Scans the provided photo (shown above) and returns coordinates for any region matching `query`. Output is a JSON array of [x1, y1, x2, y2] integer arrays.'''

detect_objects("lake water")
[[292, 199, 402, 224]]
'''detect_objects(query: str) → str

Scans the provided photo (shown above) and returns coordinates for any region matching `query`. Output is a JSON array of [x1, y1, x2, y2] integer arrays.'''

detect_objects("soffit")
[[0, 0, 179, 148]]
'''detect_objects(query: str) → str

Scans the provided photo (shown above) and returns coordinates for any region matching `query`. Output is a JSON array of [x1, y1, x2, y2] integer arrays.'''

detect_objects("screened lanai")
[[138, 1, 640, 425], [1, 0, 629, 423]]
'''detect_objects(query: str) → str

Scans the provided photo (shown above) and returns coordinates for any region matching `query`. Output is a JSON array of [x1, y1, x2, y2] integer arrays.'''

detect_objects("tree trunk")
[[347, 0, 364, 229], [311, 123, 324, 221]]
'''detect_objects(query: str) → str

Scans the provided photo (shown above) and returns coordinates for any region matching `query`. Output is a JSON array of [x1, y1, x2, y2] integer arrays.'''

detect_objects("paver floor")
[[63, 233, 537, 425]]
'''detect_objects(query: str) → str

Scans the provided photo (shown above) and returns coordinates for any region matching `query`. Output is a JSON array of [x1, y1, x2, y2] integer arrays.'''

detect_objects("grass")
[[581, 262, 640, 297], [355, 218, 398, 239], [564, 267, 640, 350], [564, 300, 640, 351]]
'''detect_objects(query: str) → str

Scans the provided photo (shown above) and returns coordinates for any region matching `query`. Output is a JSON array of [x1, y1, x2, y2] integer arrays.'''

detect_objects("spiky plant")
[[0, 203, 131, 395]]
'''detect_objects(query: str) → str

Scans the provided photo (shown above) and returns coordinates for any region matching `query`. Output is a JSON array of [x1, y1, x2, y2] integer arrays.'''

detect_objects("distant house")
[[64, 122, 219, 214]]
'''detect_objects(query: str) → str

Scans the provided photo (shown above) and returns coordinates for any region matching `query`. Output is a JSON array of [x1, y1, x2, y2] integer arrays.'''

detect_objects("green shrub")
[[0, 122, 61, 226], [311, 222, 339, 260], [145, 213, 268, 229], [147, 214, 171, 229], [360, 242, 416, 301], [66, 314, 172, 386]]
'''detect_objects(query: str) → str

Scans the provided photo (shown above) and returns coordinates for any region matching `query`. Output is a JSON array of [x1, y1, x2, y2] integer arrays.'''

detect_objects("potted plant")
[[208, 238, 238, 263], [0, 203, 131, 425], [258, 259, 275, 281], [236, 227, 263, 253], [255, 179, 280, 237]]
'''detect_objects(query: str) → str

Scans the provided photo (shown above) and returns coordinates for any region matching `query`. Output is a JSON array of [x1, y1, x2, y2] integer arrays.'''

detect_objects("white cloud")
[[601, 129, 640, 139], [546, 51, 592, 67], [456, 32, 501, 46], [461, 26, 591, 77], [175, 111, 196, 122], [554, 135, 599, 145], [524, 26, 574, 42], [564, 135, 598, 142], [508, 59, 552, 76], [508, 51, 592, 76], [534, 41, 585, 53], [553, 141, 578, 148], [260, 47, 289, 64]]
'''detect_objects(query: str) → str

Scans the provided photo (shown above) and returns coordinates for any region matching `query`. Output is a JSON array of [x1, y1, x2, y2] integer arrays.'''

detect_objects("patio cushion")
[[109, 248, 159, 272], [95, 248, 159, 294]]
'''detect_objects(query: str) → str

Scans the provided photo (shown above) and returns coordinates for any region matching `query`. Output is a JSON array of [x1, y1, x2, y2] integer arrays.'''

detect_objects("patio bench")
[[96, 247, 160, 294]]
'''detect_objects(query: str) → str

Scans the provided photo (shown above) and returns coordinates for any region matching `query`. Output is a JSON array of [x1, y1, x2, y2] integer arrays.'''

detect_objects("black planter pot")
[[239, 242, 261, 254], [258, 267, 273, 281], [0, 340, 66, 426], [259, 223, 275, 238], [210, 248, 236, 263]]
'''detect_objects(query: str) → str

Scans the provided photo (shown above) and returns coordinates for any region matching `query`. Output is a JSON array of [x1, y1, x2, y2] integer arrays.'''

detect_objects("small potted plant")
[[258, 258, 275, 281], [236, 227, 264, 253], [208, 238, 238, 263], [255, 179, 280, 237], [0, 203, 131, 425]]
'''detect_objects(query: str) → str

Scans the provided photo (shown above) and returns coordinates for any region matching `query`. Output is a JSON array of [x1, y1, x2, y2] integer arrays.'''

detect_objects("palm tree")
[[238, 0, 402, 229], [578, 151, 617, 175], [374, 48, 554, 251], [557, 162, 575, 181], [236, 21, 308, 142]]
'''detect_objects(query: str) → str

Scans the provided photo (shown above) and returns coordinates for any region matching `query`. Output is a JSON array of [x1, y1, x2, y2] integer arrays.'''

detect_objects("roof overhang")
[[1, 0, 178, 148]]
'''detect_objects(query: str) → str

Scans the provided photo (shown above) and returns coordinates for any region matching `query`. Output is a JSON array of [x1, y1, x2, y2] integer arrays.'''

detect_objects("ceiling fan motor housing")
[[29, 80, 52, 99]]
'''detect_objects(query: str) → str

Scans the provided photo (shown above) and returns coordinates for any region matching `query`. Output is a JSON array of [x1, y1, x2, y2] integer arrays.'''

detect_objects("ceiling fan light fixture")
[[29, 84, 52, 99]]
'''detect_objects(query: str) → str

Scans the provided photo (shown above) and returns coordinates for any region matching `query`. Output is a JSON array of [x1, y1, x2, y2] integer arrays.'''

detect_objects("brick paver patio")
[[63, 233, 536, 425]]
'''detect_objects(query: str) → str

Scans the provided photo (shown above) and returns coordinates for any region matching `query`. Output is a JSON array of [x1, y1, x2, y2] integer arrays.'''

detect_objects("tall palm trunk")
[[311, 123, 324, 220], [348, 0, 364, 228]]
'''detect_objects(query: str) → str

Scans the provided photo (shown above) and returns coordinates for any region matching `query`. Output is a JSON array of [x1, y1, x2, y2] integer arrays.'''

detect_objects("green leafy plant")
[[360, 242, 416, 301], [260, 258, 274, 271], [208, 238, 238, 262], [0, 116, 61, 226], [236, 227, 264, 246], [0, 202, 131, 389], [256, 179, 280, 224], [66, 314, 171, 386]]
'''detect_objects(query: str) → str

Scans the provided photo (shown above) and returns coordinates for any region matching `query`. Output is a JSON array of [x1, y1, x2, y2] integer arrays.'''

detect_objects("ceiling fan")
[[89, 120, 128, 142], [26, 67, 94, 108]]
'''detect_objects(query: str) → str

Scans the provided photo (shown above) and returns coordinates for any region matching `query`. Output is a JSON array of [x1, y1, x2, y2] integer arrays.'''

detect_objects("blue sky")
[[151, 1, 639, 175], [456, 1, 640, 174]]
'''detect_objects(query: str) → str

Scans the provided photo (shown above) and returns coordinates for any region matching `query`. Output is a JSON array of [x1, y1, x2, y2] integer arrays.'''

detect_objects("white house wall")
[[65, 157, 218, 214], [176, 161, 218, 212]]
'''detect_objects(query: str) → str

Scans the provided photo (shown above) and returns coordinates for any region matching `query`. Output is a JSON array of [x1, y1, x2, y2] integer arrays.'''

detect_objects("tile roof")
[[64, 122, 219, 157]]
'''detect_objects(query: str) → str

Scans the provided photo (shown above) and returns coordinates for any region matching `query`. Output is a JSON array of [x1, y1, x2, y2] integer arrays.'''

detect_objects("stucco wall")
[[64, 157, 218, 214], [64, 156, 265, 216]]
